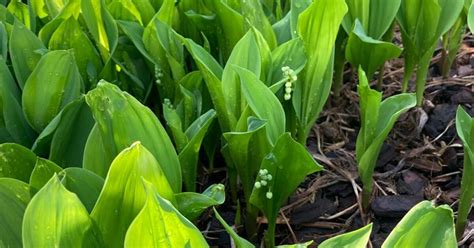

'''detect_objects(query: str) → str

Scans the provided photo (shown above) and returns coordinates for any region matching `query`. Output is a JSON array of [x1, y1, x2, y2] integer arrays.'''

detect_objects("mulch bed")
[[199, 35, 474, 247]]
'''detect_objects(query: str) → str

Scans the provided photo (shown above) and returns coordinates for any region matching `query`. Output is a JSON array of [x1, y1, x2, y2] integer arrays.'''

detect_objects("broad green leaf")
[[175, 184, 225, 221], [124, 180, 209, 247], [44, 0, 66, 18], [0, 178, 31, 248], [249, 133, 322, 243], [7, 1, 30, 29], [0, 57, 36, 147], [61, 167, 104, 213], [454, 106, 474, 238], [91, 142, 175, 247], [240, 0, 277, 49], [397, 0, 463, 104], [49, 98, 94, 168], [382, 201, 456, 248], [0, 143, 36, 182], [346, 20, 402, 79], [49, 17, 103, 89], [130, 0, 155, 25], [29, 158, 62, 192], [319, 223, 372, 248], [233, 66, 285, 145], [222, 31, 261, 120], [356, 68, 416, 207], [32, 97, 94, 166], [296, 0, 347, 143], [0, 22, 7, 60], [107, 0, 143, 24], [182, 38, 235, 132], [143, 17, 185, 100], [84, 81, 181, 192], [9, 20, 46, 89], [204, 0, 245, 61], [213, 208, 255, 248], [22, 174, 102, 247], [81, 0, 118, 61], [82, 124, 108, 177], [22, 50, 82, 133], [223, 117, 272, 200], [38, 0, 81, 45], [270, 38, 306, 85], [116, 20, 155, 63], [179, 109, 216, 192], [342, 0, 401, 39]]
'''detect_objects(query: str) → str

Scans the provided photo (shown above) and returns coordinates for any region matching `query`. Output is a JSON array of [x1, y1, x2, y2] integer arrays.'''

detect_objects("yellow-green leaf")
[[124, 179, 209, 248], [91, 142, 175, 247]]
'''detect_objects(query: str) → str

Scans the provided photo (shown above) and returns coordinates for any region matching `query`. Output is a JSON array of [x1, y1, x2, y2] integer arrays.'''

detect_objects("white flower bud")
[[285, 82, 292, 88], [254, 181, 261, 189], [266, 191, 273, 199], [285, 87, 292, 94], [261, 180, 267, 186], [267, 174, 272, 181], [284, 93, 291, 101]]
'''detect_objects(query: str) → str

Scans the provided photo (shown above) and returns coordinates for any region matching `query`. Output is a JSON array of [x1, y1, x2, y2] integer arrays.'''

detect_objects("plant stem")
[[415, 51, 434, 107], [333, 54, 345, 99], [265, 218, 276, 248], [361, 185, 372, 211], [376, 62, 385, 90], [245, 205, 259, 241]]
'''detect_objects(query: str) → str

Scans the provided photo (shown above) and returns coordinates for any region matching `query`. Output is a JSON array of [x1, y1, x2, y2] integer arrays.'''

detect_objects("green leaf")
[[91, 142, 175, 247], [346, 20, 402, 79], [222, 31, 261, 120], [22, 174, 103, 247], [397, 0, 464, 104], [84, 81, 181, 192], [116, 20, 155, 63], [204, 0, 245, 61], [175, 184, 225, 221], [38, 0, 81, 45], [469, 2, 474, 32], [49, 17, 103, 89], [249, 133, 322, 244], [7, 1, 30, 29], [213, 208, 255, 248], [295, 0, 347, 143], [124, 179, 209, 247], [382, 201, 456, 248], [61, 167, 104, 213], [233, 66, 286, 145], [319, 224, 372, 248], [223, 117, 272, 200], [342, 0, 401, 39], [0, 57, 36, 147], [454, 106, 474, 238], [0, 143, 37, 182], [182, 38, 235, 132], [270, 38, 306, 85], [107, 0, 143, 24], [356, 68, 416, 206], [32, 96, 94, 168], [81, 0, 118, 61], [9, 20, 46, 89], [29, 158, 62, 193], [276, 241, 314, 247], [22, 50, 83, 133], [179, 109, 216, 192], [0, 178, 31, 247], [240, 0, 277, 49]]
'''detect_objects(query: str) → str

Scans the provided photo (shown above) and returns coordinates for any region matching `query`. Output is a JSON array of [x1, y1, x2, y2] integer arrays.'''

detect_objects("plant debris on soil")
[[196, 35, 474, 248]]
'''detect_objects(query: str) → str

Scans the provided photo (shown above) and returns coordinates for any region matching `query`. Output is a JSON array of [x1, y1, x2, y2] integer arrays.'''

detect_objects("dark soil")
[[199, 38, 474, 247]]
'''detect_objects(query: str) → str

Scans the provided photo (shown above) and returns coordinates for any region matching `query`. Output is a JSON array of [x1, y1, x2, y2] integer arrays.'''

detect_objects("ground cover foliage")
[[0, 0, 473, 247]]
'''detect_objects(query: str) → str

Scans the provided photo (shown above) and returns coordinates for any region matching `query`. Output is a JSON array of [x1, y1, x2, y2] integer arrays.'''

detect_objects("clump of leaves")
[[356, 67, 416, 208]]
